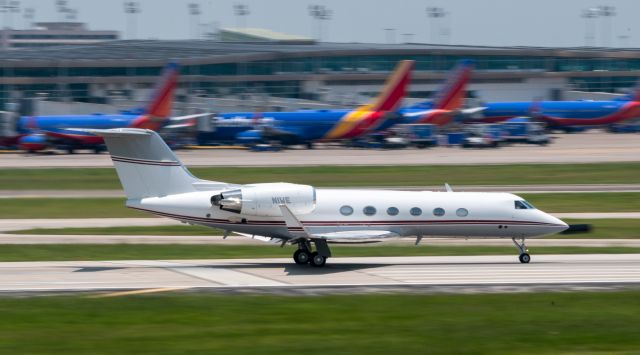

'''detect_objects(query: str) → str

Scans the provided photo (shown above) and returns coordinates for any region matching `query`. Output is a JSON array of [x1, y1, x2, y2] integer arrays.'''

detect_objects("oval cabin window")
[[340, 205, 354, 216], [363, 206, 377, 216]]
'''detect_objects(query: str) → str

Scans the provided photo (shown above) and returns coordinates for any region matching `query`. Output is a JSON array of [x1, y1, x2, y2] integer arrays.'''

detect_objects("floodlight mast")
[[188, 2, 202, 39], [123, 1, 141, 40], [233, 3, 249, 29], [308, 4, 331, 42], [581, 7, 599, 47]]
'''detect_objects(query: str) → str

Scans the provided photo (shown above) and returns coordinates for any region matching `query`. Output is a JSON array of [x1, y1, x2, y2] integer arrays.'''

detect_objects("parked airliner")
[[85, 128, 568, 267]]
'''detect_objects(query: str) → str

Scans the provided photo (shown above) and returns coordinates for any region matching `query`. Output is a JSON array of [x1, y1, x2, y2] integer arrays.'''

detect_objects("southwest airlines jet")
[[16, 62, 185, 153], [476, 87, 640, 128], [210, 60, 414, 147]]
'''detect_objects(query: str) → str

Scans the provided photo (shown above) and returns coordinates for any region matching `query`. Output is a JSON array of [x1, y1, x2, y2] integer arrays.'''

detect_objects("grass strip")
[[0, 291, 639, 354], [1, 162, 639, 190]]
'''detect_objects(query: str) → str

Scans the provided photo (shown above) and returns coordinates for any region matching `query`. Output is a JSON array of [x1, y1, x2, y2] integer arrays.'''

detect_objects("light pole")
[[581, 8, 598, 47], [598, 5, 616, 47], [1, 0, 20, 29], [188, 3, 201, 38], [233, 3, 249, 29], [426, 6, 447, 44], [55, 0, 67, 21], [383, 28, 396, 44], [308, 5, 332, 42], [123, 1, 140, 40], [23, 7, 33, 28]]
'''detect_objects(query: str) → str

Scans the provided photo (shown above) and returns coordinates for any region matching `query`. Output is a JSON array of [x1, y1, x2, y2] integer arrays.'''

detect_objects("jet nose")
[[545, 213, 569, 234]]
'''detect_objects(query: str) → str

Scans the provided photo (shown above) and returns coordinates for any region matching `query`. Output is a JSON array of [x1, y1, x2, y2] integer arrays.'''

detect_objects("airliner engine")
[[211, 183, 316, 217]]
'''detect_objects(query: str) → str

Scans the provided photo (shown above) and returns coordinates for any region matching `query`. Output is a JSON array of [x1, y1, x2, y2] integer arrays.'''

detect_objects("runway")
[[0, 254, 638, 294], [2, 132, 639, 167]]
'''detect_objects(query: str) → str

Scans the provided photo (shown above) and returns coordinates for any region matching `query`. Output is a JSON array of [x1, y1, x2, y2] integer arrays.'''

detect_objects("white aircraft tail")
[[84, 128, 201, 199]]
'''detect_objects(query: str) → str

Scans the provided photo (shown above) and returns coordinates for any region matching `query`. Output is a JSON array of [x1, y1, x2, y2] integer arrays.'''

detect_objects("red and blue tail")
[[131, 62, 180, 130], [410, 60, 473, 110], [432, 59, 474, 110]]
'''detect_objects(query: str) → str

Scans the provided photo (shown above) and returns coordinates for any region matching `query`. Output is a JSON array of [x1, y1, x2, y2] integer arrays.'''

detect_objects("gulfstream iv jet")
[[87, 128, 568, 267]]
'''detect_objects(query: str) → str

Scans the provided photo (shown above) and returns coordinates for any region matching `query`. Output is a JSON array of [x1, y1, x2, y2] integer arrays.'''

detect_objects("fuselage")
[[18, 114, 141, 134], [130, 189, 567, 240], [480, 100, 640, 126], [211, 109, 388, 143]]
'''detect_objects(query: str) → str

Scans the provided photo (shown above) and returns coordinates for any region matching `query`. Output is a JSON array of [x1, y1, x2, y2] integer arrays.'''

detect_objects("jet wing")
[[232, 232, 287, 244], [279, 204, 398, 241], [310, 230, 399, 240], [163, 113, 214, 129]]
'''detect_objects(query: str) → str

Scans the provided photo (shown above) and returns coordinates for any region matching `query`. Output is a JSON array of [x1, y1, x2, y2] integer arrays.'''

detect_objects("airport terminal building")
[[0, 30, 639, 113]]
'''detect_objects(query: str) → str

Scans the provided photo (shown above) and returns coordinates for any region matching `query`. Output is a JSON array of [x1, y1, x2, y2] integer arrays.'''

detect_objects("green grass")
[[1, 162, 639, 190], [0, 244, 637, 262], [0, 291, 639, 354], [0, 198, 145, 218], [2, 193, 639, 219], [12, 219, 640, 239], [521, 192, 640, 213]]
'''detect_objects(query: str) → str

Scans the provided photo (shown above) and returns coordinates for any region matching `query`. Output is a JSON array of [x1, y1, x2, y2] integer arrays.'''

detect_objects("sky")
[[10, 0, 640, 47]]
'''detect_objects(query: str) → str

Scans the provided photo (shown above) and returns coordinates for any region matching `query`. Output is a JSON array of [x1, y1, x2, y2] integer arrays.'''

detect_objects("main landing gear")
[[512, 237, 531, 263], [293, 239, 331, 267]]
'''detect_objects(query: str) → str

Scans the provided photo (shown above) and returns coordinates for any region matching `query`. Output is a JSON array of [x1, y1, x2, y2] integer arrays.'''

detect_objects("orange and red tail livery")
[[432, 59, 474, 110], [131, 62, 180, 130], [323, 60, 414, 139]]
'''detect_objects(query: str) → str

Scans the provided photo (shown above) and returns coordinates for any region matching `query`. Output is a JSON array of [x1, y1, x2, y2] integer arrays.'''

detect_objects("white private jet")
[[85, 128, 568, 267]]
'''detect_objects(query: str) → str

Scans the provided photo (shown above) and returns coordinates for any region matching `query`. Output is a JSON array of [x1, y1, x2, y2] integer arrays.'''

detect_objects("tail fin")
[[130, 62, 180, 131], [363, 60, 414, 112], [430, 59, 474, 110], [84, 128, 198, 199]]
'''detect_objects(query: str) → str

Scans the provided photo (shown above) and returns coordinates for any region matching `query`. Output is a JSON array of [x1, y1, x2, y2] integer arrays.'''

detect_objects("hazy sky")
[[11, 0, 640, 47]]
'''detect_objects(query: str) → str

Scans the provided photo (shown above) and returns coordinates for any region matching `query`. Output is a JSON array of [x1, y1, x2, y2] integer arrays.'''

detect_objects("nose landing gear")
[[512, 237, 530, 263]]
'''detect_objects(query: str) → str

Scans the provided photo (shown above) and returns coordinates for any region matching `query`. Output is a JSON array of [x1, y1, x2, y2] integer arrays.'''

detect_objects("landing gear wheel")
[[519, 253, 531, 264], [293, 249, 310, 265], [309, 252, 326, 267]]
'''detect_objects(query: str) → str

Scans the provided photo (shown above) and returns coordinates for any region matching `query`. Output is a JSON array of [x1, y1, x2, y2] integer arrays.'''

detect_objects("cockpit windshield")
[[515, 200, 536, 210]]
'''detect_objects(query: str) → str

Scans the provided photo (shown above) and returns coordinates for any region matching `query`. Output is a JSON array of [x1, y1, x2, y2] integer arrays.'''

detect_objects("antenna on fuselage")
[[444, 183, 453, 192]]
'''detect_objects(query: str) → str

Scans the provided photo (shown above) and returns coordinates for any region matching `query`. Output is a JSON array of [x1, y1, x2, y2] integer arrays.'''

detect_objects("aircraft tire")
[[293, 249, 310, 265], [519, 253, 531, 264], [309, 252, 326, 267]]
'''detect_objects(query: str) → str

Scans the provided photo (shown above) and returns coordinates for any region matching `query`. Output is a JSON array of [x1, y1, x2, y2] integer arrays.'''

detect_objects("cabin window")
[[410, 207, 422, 216], [515, 200, 535, 210], [363, 206, 377, 216], [340, 205, 353, 216], [456, 208, 469, 217], [433, 207, 445, 217], [387, 207, 399, 216]]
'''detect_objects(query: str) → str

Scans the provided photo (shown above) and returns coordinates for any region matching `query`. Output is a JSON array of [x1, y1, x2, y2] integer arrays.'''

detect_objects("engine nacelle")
[[211, 183, 316, 217]]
